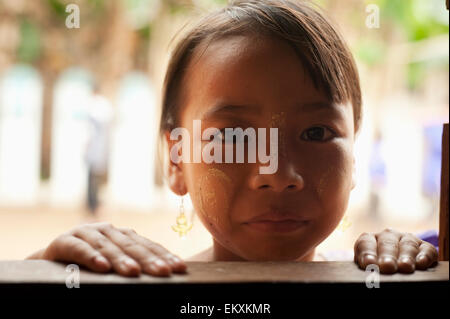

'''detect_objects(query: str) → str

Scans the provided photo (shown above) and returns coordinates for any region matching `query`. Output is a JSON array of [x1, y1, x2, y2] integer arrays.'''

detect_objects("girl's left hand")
[[354, 228, 438, 274]]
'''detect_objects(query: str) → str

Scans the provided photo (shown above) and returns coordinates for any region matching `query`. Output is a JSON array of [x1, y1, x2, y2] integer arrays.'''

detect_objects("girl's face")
[[166, 34, 356, 261]]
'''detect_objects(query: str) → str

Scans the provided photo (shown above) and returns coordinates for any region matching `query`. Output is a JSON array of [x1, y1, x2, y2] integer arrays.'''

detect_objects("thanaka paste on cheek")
[[197, 168, 233, 228], [316, 166, 335, 198]]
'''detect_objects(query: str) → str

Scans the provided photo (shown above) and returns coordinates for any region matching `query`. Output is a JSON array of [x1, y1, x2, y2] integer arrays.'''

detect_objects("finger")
[[100, 226, 172, 277], [354, 233, 378, 270], [397, 233, 421, 273], [416, 241, 438, 270], [48, 234, 111, 273], [72, 226, 141, 277], [376, 229, 401, 274], [120, 228, 187, 274]]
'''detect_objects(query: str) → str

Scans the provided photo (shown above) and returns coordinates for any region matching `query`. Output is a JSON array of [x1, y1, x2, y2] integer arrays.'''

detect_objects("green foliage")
[[368, 0, 449, 41], [211, 0, 228, 4], [360, 0, 448, 91], [407, 62, 426, 90], [137, 24, 152, 40], [47, 0, 66, 19], [356, 39, 386, 66], [17, 20, 41, 63], [86, 0, 106, 15]]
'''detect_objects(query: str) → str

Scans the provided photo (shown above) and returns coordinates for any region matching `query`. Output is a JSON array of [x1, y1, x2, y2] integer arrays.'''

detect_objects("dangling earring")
[[336, 215, 352, 235], [171, 196, 193, 238]]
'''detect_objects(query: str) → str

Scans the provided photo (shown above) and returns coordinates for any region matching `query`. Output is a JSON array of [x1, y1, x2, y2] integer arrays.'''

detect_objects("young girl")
[[26, 0, 438, 277]]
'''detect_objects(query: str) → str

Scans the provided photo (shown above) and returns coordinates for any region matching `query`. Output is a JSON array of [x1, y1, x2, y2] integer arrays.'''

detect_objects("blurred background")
[[0, 0, 448, 260]]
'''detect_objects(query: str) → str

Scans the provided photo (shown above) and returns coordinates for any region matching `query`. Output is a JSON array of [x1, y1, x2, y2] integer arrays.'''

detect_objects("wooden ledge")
[[0, 260, 448, 284]]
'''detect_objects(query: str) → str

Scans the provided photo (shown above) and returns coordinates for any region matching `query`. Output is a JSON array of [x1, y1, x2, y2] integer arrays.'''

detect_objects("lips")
[[243, 210, 310, 233]]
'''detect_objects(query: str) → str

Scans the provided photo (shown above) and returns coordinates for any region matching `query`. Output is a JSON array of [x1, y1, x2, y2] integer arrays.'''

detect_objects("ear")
[[165, 131, 188, 196], [351, 155, 356, 190]]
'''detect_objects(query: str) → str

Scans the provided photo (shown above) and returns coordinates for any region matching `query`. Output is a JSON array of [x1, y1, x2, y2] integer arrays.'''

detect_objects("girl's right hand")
[[36, 222, 187, 277]]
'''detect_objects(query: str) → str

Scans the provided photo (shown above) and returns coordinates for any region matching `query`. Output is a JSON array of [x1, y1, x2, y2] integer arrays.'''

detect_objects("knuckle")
[[380, 228, 399, 236], [53, 233, 70, 244], [66, 240, 90, 261], [150, 242, 167, 252], [421, 241, 434, 249], [405, 232, 417, 238], [120, 239, 141, 251], [120, 228, 136, 236], [379, 239, 399, 248], [91, 237, 111, 251], [358, 232, 370, 239], [400, 239, 420, 249], [71, 243, 88, 257], [47, 234, 71, 256], [97, 222, 113, 231], [162, 252, 175, 260], [68, 225, 85, 236]]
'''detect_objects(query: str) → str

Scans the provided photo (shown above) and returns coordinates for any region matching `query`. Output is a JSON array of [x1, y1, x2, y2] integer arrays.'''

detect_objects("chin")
[[235, 233, 315, 261]]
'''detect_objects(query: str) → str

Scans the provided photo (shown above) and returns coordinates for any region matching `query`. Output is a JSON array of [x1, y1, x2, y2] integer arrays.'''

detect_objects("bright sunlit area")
[[0, 0, 448, 261]]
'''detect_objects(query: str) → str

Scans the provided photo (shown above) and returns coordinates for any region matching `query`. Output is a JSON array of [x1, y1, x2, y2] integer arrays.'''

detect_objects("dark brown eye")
[[301, 126, 335, 142]]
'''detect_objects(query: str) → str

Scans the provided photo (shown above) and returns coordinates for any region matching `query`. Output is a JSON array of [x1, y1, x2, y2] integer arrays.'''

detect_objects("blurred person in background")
[[84, 84, 114, 219], [422, 124, 443, 218], [368, 128, 387, 221]]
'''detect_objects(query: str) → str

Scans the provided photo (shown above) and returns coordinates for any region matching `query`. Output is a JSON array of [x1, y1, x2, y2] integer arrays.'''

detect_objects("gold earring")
[[171, 196, 193, 238]]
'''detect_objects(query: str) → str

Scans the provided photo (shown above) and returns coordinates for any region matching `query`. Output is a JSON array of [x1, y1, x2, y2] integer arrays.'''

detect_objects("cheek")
[[189, 166, 234, 231], [314, 142, 354, 217]]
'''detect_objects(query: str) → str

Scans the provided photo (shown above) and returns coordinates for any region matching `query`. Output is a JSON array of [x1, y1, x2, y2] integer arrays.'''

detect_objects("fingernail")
[[400, 256, 413, 264], [148, 259, 171, 276], [148, 263, 160, 273], [363, 254, 377, 265], [164, 257, 175, 266], [145, 258, 165, 270], [154, 259, 168, 268], [94, 255, 109, 267], [123, 258, 138, 268], [417, 254, 429, 263], [379, 256, 395, 263]]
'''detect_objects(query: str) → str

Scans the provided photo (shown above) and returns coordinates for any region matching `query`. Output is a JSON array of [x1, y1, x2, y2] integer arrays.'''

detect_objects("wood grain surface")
[[439, 123, 449, 261], [0, 260, 448, 285]]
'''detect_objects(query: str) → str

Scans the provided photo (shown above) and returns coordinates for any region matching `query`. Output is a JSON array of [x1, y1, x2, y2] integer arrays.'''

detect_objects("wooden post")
[[439, 123, 449, 261]]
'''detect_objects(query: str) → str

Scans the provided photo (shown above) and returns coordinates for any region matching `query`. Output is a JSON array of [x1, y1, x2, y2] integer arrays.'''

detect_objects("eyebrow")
[[297, 101, 336, 113], [200, 100, 336, 120]]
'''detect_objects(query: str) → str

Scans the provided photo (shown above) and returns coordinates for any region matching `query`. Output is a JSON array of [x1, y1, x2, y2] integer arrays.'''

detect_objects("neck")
[[212, 238, 316, 262]]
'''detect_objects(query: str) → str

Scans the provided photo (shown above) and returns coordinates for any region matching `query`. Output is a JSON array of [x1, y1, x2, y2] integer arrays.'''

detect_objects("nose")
[[248, 157, 305, 192]]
